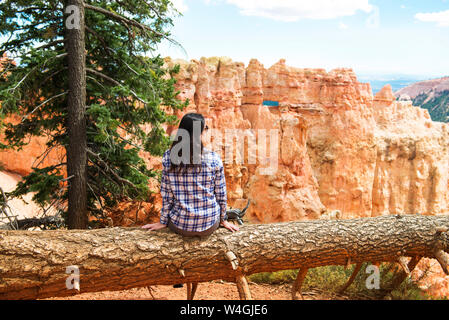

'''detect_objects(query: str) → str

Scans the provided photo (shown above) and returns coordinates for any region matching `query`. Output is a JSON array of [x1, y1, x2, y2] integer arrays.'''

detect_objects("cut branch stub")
[[434, 249, 449, 275], [435, 226, 449, 234], [186, 282, 198, 300], [291, 268, 308, 300], [397, 256, 411, 275], [345, 257, 351, 270], [225, 251, 239, 270], [386, 256, 422, 296]]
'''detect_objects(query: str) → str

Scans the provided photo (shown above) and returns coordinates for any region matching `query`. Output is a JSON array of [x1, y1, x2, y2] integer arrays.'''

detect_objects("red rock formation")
[[166, 57, 326, 222], [2, 56, 449, 297], [0, 117, 64, 177], [3, 57, 449, 221], [372, 86, 449, 217], [164, 57, 449, 223]]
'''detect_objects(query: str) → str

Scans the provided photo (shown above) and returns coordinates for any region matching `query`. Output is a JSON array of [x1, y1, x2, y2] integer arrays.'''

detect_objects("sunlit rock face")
[[164, 58, 449, 299], [2, 56, 449, 297], [0, 116, 64, 177], [2, 57, 449, 222], [170, 56, 379, 220], [166, 57, 449, 221], [165, 57, 326, 222], [372, 88, 449, 217]]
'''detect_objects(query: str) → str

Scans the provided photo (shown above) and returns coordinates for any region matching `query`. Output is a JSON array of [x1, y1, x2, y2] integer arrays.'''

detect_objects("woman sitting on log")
[[142, 113, 239, 236]]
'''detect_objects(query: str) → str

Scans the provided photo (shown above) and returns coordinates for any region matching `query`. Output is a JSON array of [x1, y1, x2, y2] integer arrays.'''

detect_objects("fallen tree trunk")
[[0, 214, 448, 300]]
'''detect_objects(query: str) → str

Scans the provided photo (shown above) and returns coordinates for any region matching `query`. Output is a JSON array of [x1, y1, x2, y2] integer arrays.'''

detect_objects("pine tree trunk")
[[0, 215, 448, 299], [65, 0, 87, 229]]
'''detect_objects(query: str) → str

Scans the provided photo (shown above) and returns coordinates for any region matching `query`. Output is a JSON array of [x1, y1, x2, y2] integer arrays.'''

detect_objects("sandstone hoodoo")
[[163, 57, 449, 221], [3, 57, 449, 222], [2, 57, 449, 298]]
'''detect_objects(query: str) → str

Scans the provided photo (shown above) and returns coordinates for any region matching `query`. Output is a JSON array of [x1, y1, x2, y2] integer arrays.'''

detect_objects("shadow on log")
[[0, 215, 448, 300]]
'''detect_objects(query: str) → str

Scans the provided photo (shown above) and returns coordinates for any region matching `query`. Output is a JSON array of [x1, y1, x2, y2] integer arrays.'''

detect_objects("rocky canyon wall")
[[166, 57, 449, 221], [1, 56, 449, 296], [164, 57, 327, 223], [2, 57, 449, 221], [163, 57, 449, 298]]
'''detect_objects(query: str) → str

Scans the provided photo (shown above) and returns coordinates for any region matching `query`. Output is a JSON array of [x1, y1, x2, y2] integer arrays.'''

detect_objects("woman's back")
[[159, 148, 227, 233], [142, 112, 238, 235]]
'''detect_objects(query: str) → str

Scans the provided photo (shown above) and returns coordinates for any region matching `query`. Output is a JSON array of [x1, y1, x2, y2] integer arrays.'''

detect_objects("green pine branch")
[[0, 0, 187, 227]]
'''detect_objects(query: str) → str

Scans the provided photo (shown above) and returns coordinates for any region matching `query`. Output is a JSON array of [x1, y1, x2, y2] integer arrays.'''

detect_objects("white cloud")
[[225, 0, 373, 22], [415, 10, 449, 27]]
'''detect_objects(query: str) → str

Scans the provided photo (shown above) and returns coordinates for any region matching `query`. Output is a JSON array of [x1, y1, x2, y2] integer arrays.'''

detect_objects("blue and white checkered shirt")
[[159, 148, 227, 232]]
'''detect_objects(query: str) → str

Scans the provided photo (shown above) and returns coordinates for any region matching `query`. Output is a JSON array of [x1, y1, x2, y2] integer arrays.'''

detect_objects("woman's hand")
[[141, 222, 167, 231], [220, 220, 239, 232]]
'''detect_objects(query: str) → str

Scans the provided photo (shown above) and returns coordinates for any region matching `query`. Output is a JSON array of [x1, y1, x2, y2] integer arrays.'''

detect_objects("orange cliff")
[[1, 56, 449, 296], [0, 53, 64, 177], [166, 57, 449, 220], [164, 57, 449, 298], [2, 56, 449, 221]]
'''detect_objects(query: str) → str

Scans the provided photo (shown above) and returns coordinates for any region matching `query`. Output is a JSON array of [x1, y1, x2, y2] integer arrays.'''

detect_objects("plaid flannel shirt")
[[159, 149, 227, 232]]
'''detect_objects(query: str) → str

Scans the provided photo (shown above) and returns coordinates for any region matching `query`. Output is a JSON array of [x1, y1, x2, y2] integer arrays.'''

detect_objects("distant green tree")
[[0, 0, 187, 229], [413, 90, 449, 123]]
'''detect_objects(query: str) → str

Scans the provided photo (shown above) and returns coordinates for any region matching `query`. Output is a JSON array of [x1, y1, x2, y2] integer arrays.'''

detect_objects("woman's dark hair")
[[169, 113, 206, 173]]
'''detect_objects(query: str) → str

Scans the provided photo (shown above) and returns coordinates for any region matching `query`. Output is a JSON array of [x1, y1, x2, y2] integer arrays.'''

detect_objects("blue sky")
[[158, 0, 449, 78]]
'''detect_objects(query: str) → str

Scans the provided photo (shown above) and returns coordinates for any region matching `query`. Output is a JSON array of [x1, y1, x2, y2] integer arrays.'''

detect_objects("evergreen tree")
[[0, 0, 186, 229]]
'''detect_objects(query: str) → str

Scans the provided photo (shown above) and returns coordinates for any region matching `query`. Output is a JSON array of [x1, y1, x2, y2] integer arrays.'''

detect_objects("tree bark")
[[339, 262, 362, 293], [291, 267, 308, 300], [0, 215, 448, 300], [65, 0, 87, 229]]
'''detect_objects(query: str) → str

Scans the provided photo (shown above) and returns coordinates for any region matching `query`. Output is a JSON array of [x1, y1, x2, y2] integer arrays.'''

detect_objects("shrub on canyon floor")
[[248, 263, 435, 300]]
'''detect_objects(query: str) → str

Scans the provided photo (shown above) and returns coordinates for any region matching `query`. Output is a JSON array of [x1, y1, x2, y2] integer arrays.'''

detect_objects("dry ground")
[[46, 281, 354, 300]]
